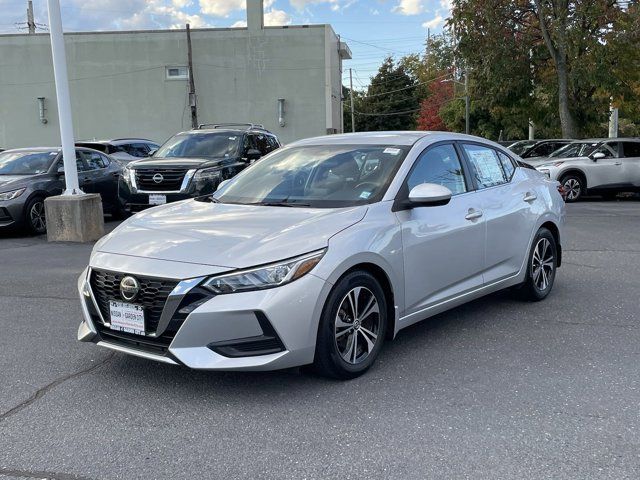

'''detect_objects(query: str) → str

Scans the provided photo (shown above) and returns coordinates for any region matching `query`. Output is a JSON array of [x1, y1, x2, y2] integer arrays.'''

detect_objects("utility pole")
[[609, 100, 619, 138], [529, 119, 535, 140], [464, 69, 470, 135], [186, 24, 198, 129], [349, 68, 355, 133], [27, 1, 36, 34]]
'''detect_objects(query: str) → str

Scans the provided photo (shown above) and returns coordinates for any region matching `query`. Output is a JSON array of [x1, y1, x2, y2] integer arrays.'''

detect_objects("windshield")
[[550, 142, 599, 158], [155, 132, 241, 159], [0, 150, 57, 175], [509, 141, 537, 155], [215, 145, 409, 208]]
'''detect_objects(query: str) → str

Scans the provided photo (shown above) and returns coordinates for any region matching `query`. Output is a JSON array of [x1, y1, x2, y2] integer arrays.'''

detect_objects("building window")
[[166, 66, 188, 80]]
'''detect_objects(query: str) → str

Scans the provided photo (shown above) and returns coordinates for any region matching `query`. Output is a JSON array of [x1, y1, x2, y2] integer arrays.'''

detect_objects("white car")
[[527, 138, 640, 201], [78, 132, 566, 379]]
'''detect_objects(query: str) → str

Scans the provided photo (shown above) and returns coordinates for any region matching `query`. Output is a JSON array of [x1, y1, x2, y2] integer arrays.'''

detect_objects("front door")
[[620, 141, 640, 188], [396, 143, 485, 317], [459, 143, 537, 283], [586, 142, 624, 189]]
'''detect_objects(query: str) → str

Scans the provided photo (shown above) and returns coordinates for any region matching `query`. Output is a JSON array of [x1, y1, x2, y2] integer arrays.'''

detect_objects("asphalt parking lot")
[[1, 200, 639, 480]]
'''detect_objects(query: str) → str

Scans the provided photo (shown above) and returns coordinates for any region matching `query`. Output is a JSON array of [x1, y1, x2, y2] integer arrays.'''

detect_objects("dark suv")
[[119, 124, 280, 213]]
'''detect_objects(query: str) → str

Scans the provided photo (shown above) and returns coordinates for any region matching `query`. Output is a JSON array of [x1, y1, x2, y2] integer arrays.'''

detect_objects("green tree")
[[356, 57, 419, 131]]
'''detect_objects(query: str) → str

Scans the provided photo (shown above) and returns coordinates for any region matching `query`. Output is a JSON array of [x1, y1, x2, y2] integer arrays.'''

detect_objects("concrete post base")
[[45, 194, 105, 243]]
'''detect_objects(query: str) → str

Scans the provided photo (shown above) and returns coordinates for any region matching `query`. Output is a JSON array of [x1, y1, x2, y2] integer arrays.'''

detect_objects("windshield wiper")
[[195, 195, 221, 203], [255, 201, 312, 208]]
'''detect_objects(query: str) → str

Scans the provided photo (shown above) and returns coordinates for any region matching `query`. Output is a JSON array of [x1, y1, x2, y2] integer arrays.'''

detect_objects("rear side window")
[[622, 142, 640, 158], [498, 151, 516, 180], [407, 144, 467, 195], [462, 144, 508, 189]]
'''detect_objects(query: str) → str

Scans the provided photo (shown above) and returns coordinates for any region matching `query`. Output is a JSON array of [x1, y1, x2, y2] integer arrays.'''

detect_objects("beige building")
[[0, 0, 351, 149]]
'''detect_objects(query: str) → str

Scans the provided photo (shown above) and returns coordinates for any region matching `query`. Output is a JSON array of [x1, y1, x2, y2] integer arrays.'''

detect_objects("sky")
[[0, 0, 452, 89]]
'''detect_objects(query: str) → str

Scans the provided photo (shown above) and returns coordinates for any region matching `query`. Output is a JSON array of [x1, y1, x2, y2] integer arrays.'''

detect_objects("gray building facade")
[[0, 0, 351, 149]]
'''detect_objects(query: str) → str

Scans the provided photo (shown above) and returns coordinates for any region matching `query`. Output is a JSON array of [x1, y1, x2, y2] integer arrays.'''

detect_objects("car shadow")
[[101, 289, 523, 399]]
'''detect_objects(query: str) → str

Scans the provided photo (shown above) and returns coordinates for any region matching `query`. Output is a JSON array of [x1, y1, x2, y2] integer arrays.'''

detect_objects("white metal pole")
[[46, 0, 81, 195]]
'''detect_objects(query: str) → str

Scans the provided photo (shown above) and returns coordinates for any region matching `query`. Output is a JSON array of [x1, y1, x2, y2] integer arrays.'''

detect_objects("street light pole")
[[349, 68, 355, 133], [464, 70, 470, 135], [46, 0, 81, 195]]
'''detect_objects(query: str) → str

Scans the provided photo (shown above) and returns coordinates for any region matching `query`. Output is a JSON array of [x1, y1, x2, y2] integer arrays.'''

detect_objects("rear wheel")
[[24, 197, 47, 235], [312, 271, 387, 379], [517, 228, 557, 301], [560, 174, 584, 202]]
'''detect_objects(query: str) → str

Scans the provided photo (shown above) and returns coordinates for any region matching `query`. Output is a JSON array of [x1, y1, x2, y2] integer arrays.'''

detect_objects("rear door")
[[620, 141, 640, 187], [459, 143, 538, 283], [396, 143, 486, 315], [78, 150, 119, 206]]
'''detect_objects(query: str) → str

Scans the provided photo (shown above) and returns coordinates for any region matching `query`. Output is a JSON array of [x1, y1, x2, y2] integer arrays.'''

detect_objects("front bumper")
[[77, 265, 331, 371], [0, 197, 27, 229]]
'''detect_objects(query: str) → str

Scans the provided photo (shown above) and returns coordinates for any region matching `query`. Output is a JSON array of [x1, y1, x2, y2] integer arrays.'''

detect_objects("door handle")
[[524, 192, 538, 202], [465, 209, 483, 221], [614, 162, 622, 166]]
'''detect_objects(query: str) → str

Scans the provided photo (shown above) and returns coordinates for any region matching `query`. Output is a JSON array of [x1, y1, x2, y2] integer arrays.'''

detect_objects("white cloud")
[[289, 0, 340, 12], [422, 14, 444, 29], [199, 0, 277, 17], [230, 7, 292, 27], [391, 0, 425, 15]]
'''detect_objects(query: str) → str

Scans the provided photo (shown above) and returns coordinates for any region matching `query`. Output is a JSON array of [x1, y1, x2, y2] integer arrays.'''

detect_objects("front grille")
[[135, 168, 188, 191], [90, 270, 179, 334]]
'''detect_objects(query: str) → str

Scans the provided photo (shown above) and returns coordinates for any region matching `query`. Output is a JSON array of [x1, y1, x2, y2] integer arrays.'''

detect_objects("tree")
[[449, 0, 638, 138], [416, 75, 454, 131], [356, 57, 419, 132]]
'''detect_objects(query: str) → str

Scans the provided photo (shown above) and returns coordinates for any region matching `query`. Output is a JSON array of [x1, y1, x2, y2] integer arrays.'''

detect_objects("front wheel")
[[517, 228, 558, 301], [560, 174, 584, 202], [312, 271, 387, 379], [24, 197, 47, 235]]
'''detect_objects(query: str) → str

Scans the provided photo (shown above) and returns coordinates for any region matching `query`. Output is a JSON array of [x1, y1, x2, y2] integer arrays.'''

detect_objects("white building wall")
[[0, 23, 347, 149]]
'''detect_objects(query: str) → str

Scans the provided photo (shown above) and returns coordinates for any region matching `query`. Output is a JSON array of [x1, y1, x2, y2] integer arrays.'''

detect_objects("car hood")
[[526, 156, 587, 168], [0, 175, 33, 190], [130, 157, 232, 169], [95, 200, 368, 269]]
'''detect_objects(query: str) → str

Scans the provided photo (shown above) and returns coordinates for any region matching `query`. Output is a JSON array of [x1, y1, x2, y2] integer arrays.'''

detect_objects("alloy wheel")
[[30, 201, 46, 233], [334, 286, 380, 365], [563, 178, 581, 201], [531, 238, 554, 291]]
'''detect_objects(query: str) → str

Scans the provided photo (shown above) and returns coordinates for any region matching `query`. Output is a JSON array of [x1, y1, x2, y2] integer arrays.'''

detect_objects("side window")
[[254, 134, 270, 155], [621, 142, 640, 158], [84, 151, 108, 169], [243, 134, 256, 153], [267, 136, 280, 151], [462, 144, 508, 189], [125, 143, 152, 158], [594, 143, 618, 158], [68, 151, 88, 172], [407, 144, 467, 195], [498, 151, 516, 180]]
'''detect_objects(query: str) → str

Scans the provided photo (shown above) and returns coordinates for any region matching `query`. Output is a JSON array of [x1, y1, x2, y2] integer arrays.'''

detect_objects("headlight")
[[203, 249, 326, 294], [538, 168, 551, 178], [122, 166, 134, 186], [0, 188, 26, 201], [194, 168, 222, 182], [538, 161, 564, 168]]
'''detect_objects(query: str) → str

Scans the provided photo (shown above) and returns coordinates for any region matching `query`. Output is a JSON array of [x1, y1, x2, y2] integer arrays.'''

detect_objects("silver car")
[[527, 138, 640, 202], [78, 132, 566, 379]]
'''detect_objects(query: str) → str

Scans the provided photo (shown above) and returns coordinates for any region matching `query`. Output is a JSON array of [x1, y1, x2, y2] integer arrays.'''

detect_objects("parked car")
[[519, 139, 573, 160], [78, 132, 565, 379], [118, 123, 281, 213], [0, 147, 122, 234], [529, 138, 640, 202], [507, 140, 538, 156], [76, 138, 160, 164]]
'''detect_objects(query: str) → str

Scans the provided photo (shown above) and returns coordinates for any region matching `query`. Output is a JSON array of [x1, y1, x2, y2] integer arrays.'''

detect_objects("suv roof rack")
[[197, 123, 270, 133]]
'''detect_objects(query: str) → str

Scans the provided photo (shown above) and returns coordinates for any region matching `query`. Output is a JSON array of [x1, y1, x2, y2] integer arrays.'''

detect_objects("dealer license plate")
[[109, 300, 145, 336], [149, 194, 166, 205]]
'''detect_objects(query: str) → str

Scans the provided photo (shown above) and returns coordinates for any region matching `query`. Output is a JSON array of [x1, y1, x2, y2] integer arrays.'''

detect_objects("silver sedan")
[[78, 132, 566, 379]]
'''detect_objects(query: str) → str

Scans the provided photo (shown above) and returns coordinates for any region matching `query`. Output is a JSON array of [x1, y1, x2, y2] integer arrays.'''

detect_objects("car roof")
[[289, 131, 492, 147], [1, 147, 60, 153], [76, 138, 157, 145], [577, 137, 640, 142]]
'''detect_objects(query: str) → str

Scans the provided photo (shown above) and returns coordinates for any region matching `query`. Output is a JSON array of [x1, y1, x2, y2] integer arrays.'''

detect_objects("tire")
[[312, 271, 388, 379], [517, 228, 558, 301], [560, 174, 584, 202], [24, 196, 47, 235]]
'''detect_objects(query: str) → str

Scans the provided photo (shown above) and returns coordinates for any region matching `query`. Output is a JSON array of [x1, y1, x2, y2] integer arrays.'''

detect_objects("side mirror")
[[407, 183, 452, 207], [591, 152, 605, 161], [216, 179, 231, 192], [57, 166, 65, 174], [148, 148, 158, 157], [245, 149, 262, 161]]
